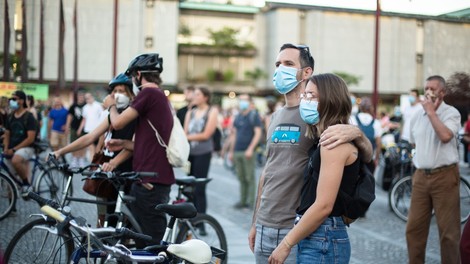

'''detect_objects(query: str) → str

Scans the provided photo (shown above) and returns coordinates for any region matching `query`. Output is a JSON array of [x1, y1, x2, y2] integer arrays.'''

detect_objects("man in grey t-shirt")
[[248, 43, 373, 263]]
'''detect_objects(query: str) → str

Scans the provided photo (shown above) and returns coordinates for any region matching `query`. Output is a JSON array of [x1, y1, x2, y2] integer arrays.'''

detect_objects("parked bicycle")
[[0, 140, 66, 220], [5, 154, 227, 263], [388, 141, 470, 223], [4, 191, 215, 264]]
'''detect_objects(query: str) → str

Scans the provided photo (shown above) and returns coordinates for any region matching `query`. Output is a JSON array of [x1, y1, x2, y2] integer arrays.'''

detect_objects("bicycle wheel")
[[0, 172, 17, 221], [4, 217, 75, 263], [389, 175, 412, 222], [176, 213, 228, 264], [34, 166, 71, 206], [460, 177, 470, 224]]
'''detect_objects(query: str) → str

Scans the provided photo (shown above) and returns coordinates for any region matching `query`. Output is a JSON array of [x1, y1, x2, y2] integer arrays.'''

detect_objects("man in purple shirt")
[[103, 53, 175, 246]]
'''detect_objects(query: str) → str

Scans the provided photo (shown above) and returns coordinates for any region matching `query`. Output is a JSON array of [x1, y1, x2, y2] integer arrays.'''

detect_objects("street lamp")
[[372, 0, 380, 118]]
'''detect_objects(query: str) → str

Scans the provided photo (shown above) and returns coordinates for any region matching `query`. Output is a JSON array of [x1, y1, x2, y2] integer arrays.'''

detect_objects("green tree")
[[333, 71, 361, 86], [0, 52, 36, 80], [207, 27, 239, 48], [245, 67, 267, 82]]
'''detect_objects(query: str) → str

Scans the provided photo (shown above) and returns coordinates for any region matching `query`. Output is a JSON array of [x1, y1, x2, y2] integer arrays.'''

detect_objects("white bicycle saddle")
[[167, 239, 212, 264]]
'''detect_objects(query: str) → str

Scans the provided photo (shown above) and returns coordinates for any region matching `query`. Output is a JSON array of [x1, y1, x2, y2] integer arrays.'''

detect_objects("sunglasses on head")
[[294, 44, 310, 54]]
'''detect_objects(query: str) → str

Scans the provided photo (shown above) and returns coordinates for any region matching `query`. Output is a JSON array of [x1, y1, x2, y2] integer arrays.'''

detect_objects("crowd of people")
[[1, 44, 468, 263]]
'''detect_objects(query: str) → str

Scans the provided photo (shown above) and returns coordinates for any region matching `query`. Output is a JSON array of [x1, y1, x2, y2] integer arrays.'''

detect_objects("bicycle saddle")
[[167, 239, 212, 264], [155, 202, 197, 219]]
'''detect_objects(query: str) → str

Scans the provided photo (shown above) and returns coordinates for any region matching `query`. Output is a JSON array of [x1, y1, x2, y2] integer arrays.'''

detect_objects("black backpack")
[[339, 159, 376, 225], [307, 150, 376, 226]]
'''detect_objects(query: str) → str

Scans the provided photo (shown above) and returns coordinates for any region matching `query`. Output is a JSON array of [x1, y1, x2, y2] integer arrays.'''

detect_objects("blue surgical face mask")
[[239, 100, 249, 111], [408, 95, 416, 104], [272, 65, 301, 94], [351, 96, 356, 105], [9, 100, 19, 110], [299, 99, 319, 125]]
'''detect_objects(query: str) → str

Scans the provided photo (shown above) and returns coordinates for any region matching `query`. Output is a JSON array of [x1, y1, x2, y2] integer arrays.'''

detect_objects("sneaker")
[[20, 185, 32, 200], [8, 207, 17, 217], [78, 158, 88, 168], [70, 157, 79, 168]]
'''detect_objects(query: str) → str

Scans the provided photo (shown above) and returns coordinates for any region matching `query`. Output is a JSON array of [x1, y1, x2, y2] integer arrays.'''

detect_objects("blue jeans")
[[297, 216, 350, 264], [254, 224, 297, 263]]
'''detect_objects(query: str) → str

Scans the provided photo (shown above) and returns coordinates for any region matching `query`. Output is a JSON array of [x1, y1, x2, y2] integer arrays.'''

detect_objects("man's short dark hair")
[[410, 89, 419, 96], [280, 43, 315, 71]]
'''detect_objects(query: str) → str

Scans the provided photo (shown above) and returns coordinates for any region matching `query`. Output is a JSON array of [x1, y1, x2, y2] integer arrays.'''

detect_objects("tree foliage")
[[333, 71, 361, 86]]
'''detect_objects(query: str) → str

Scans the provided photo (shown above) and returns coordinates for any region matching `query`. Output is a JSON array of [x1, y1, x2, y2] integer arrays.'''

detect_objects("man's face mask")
[[272, 65, 301, 94], [239, 100, 249, 111], [9, 99, 19, 110]]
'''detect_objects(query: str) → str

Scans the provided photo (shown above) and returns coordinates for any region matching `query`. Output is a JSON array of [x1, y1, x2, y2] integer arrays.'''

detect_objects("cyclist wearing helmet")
[[103, 53, 175, 246], [52, 73, 137, 225]]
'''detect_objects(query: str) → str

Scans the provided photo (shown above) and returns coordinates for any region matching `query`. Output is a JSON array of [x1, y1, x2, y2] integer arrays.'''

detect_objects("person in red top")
[[103, 53, 175, 246]]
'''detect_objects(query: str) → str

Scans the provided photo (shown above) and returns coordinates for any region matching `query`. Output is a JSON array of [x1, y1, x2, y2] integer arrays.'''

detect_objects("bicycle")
[[389, 142, 470, 223], [167, 176, 228, 264], [5, 191, 214, 264], [5, 155, 227, 263], [3, 167, 157, 263], [0, 140, 67, 220]]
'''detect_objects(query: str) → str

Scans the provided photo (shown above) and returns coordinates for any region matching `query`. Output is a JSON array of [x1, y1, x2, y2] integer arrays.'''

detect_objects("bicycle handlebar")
[[81, 170, 157, 180], [28, 191, 61, 209]]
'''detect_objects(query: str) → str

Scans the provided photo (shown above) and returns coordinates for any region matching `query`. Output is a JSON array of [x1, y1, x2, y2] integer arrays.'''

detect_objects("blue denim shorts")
[[296, 215, 351, 264]]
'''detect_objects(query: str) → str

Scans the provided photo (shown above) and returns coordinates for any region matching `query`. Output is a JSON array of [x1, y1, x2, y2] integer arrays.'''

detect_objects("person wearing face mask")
[[3, 90, 38, 199], [400, 89, 421, 144], [249, 44, 373, 263], [52, 73, 137, 224], [103, 53, 175, 247], [228, 94, 262, 210], [406, 75, 461, 264], [269, 73, 360, 264]]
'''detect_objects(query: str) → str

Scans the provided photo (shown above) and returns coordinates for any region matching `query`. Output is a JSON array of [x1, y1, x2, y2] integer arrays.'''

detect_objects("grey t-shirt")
[[257, 105, 315, 228]]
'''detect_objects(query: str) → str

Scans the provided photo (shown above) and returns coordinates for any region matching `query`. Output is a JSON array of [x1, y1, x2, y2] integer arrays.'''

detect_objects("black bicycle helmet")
[[109, 73, 132, 88], [124, 53, 163, 76]]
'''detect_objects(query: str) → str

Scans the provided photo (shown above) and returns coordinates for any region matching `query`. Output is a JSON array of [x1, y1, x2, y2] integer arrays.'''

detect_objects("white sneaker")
[[70, 157, 79, 168], [78, 158, 88, 168]]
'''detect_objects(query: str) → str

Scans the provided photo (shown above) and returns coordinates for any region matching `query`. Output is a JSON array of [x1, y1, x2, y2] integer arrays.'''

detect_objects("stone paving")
[[1, 158, 469, 263]]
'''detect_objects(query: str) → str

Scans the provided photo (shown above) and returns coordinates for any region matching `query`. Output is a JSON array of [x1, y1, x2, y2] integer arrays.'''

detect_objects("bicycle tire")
[[459, 177, 470, 224], [389, 175, 412, 222], [34, 166, 71, 206], [176, 213, 228, 264], [0, 172, 17, 221], [3, 217, 75, 263]]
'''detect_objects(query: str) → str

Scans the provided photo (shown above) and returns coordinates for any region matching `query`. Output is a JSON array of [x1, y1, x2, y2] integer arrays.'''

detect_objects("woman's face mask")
[[9, 100, 19, 110], [272, 65, 301, 94], [114, 93, 130, 109], [299, 99, 320, 125]]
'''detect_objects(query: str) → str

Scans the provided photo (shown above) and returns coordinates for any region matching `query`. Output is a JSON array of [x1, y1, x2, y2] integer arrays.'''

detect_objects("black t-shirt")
[[297, 145, 360, 216], [68, 103, 85, 130], [108, 108, 137, 173], [5, 111, 38, 149]]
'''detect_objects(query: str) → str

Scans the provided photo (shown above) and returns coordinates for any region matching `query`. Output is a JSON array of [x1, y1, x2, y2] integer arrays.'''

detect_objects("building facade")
[[1, 0, 469, 101]]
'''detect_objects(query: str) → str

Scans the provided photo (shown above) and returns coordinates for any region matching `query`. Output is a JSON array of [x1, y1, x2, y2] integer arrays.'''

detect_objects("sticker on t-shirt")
[[271, 123, 301, 144]]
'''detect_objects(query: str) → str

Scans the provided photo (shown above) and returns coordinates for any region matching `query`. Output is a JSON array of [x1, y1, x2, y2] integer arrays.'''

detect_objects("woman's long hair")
[[307, 73, 352, 138]]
